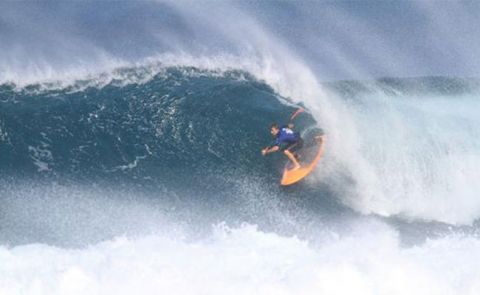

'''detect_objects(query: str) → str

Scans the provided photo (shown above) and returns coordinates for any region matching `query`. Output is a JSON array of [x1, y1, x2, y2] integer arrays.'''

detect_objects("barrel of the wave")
[[280, 108, 325, 186]]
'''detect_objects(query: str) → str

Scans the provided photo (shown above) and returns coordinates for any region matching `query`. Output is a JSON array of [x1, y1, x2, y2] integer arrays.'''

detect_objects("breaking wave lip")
[[1, 222, 480, 295], [0, 55, 251, 93], [330, 88, 480, 225], [0, 53, 308, 96]]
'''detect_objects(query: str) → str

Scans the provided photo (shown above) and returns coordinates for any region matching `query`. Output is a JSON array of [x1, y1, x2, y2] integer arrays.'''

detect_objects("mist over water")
[[1, 1, 480, 294]]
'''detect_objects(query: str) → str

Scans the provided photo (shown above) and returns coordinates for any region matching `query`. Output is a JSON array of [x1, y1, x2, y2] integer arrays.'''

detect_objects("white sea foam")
[[315, 91, 480, 225], [0, 223, 479, 295], [28, 145, 53, 172]]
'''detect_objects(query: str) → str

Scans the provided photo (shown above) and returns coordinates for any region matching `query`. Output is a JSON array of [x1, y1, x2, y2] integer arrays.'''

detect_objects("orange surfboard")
[[280, 136, 325, 186]]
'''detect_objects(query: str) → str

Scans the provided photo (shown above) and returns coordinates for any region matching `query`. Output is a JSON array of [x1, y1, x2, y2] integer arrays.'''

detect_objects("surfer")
[[262, 123, 303, 171]]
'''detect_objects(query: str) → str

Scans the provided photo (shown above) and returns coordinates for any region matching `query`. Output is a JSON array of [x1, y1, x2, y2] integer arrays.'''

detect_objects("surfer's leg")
[[290, 138, 303, 158], [284, 149, 301, 170]]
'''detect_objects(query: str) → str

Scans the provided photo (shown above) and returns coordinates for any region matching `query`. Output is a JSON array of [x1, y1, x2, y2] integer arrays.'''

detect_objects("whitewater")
[[1, 1, 480, 294]]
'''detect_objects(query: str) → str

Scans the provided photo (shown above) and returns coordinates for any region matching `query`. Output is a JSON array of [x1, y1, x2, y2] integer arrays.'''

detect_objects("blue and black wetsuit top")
[[272, 126, 303, 151]]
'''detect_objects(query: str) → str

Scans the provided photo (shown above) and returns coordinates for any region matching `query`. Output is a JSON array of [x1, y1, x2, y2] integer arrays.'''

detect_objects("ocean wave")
[[2, 66, 480, 225]]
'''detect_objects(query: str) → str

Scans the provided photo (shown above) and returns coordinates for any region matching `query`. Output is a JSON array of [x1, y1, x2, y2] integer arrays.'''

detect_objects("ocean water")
[[1, 1, 480, 294]]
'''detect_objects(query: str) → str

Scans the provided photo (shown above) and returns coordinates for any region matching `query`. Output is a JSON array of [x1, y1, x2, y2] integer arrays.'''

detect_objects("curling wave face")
[[0, 67, 308, 182]]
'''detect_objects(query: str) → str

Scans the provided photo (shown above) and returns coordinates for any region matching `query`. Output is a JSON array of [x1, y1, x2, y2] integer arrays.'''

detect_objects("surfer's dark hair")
[[270, 123, 279, 129]]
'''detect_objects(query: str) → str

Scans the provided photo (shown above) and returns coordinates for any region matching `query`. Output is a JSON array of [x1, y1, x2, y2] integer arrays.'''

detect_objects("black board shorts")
[[279, 138, 304, 153]]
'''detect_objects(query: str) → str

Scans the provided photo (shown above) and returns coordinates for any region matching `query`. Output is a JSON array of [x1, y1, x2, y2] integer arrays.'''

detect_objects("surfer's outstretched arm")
[[262, 145, 279, 156]]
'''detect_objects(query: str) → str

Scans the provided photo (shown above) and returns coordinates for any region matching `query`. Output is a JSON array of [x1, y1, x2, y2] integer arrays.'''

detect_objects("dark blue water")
[[0, 67, 342, 246]]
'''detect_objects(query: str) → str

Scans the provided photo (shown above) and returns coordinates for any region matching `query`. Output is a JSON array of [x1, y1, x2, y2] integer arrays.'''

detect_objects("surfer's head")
[[270, 123, 280, 136]]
